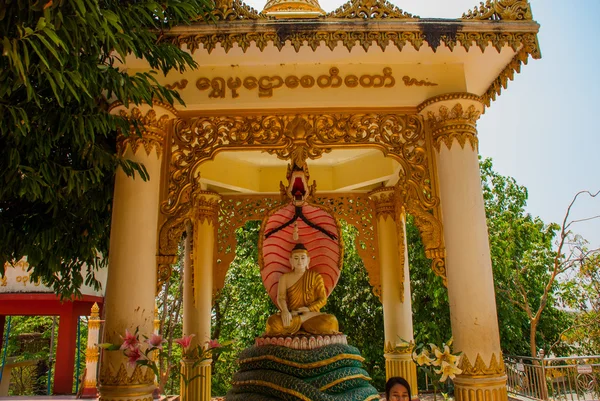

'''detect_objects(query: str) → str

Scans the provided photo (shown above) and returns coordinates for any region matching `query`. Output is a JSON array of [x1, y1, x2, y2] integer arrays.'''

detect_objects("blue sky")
[[243, 0, 600, 247]]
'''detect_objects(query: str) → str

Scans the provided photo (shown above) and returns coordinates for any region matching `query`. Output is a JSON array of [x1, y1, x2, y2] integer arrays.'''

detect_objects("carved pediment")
[[462, 0, 532, 21], [327, 0, 417, 19]]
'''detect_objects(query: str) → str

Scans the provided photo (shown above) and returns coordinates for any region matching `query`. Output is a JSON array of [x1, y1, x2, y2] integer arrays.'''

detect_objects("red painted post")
[[53, 304, 77, 394], [0, 315, 5, 351]]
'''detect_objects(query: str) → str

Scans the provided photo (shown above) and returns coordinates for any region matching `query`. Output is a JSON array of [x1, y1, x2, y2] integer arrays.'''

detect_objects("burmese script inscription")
[[194, 67, 436, 99]]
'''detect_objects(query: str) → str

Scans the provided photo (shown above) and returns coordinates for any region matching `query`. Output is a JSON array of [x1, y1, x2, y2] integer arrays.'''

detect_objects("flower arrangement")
[[100, 329, 229, 391], [411, 338, 462, 400]]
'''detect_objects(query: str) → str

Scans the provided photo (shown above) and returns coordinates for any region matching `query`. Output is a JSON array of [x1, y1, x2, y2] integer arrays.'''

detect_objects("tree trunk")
[[530, 319, 548, 400]]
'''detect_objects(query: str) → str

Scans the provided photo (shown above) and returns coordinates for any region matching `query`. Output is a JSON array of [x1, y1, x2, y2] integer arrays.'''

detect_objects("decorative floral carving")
[[462, 0, 532, 21], [459, 353, 506, 376], [117, 108, 171, 157], [210, 0, 265, 20], [156, 255, 178, 293], [328, 0, 416, 19], [99, 363, 155, 386], [482, 50, 532, 107], [159, 111, 446, 290], [87, 346, 100, 363], [163, 113, 431, 217], [426, 103, 482, 152], [167, 29, 539, 62], [369, 187, 395, 221], [192, 190, 221, 225], [405, 196, 446, 285]]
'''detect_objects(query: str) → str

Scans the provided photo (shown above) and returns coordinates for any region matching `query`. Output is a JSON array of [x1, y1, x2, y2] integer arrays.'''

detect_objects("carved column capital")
[[418, 93, 484, 152], [192, 190, 221, 225], [110, 103, 178, 158], [368, 186, 396, 221]]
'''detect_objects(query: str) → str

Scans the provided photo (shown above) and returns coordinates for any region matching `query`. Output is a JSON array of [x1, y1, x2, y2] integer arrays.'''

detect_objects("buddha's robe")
[[265, 269, 339, 336]]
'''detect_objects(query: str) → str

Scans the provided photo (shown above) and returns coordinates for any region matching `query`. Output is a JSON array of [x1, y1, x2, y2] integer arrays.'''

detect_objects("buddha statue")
[[265, 243, 339, 336]]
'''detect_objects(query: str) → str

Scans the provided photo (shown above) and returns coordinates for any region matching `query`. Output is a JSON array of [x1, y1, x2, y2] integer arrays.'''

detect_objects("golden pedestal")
[[385, 352, 418, 399], [180, 359, 212, 401], [454, 374, 508, 401]]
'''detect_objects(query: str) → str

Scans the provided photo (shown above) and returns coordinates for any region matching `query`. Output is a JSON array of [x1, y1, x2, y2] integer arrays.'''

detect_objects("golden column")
[[99, 105, 174, 401], [82, 303, 101, 398], [369, 186, 417, 398], [181, 189, 221, 401], [419, 94, 507, 401]]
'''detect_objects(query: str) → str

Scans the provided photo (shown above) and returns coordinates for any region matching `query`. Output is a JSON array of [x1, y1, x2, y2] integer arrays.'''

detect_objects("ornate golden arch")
[[157, 111, 446, 293]]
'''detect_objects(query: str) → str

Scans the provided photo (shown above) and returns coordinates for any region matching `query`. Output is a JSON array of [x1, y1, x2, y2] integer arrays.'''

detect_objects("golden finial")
[[90, 302, 100, 320], [262, 0, 325, 18]]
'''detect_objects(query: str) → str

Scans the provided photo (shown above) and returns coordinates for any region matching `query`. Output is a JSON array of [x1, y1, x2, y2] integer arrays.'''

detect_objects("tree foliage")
[[0, 0, 211, 297], [211, 221, 276, 395], [479, 158, 600, 357], [325, 222, 386, 389]]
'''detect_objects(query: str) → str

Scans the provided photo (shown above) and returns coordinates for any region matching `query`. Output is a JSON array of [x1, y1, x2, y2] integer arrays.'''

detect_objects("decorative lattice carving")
[[215, 193, 381, 298], [215, 195, 284, 293], [313, 194, 380, 298]]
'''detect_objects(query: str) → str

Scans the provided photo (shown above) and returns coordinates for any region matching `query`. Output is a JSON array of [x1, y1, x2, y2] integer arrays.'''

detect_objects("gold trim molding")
[[459, 353, 506, 377], [462, 0, 532, 21], [384, 341, 414, 354], [168, 30, 539, 58], [320, 374, 372, 391], [86, 346, 100, 363], [241, 353, 364, 368], [417, 93, 483, 113]]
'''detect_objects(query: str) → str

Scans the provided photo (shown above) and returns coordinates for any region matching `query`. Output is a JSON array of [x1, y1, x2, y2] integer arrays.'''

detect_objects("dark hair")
[[385, 376, 411, 401]]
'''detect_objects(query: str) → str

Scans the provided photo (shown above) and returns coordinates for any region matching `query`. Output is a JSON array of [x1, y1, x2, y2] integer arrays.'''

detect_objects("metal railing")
[[505, 355, 600, 401]]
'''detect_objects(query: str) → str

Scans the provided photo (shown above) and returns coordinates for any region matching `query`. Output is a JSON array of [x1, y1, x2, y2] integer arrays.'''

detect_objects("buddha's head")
[[290, 243, 310, 273]]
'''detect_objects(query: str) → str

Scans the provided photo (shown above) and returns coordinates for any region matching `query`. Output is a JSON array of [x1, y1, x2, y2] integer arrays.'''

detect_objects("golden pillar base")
[[98, 383, 155, 401], [180, 359, 211, 401], [454, 374, 508, 401], [385, 352, 418, 398]]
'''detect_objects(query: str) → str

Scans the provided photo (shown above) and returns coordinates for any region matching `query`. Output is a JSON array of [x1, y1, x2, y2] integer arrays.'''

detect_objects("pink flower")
[[146, 333, 166, 350], [120, 329, 139, 351], [124, 347, 143, 368], [207, 339, 222, 349], [175, 334, 195, 350]]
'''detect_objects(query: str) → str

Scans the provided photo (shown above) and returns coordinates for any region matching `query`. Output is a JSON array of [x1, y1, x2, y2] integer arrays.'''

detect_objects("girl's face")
[[388, 384, 410, 401]]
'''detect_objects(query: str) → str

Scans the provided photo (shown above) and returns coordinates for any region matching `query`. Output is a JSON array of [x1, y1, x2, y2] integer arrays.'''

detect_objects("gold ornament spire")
[[262, 0, 325, 18]]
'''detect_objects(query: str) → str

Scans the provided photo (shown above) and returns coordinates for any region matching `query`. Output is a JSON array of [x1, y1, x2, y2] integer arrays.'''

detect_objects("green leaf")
[[35, 33, 62, 65]]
